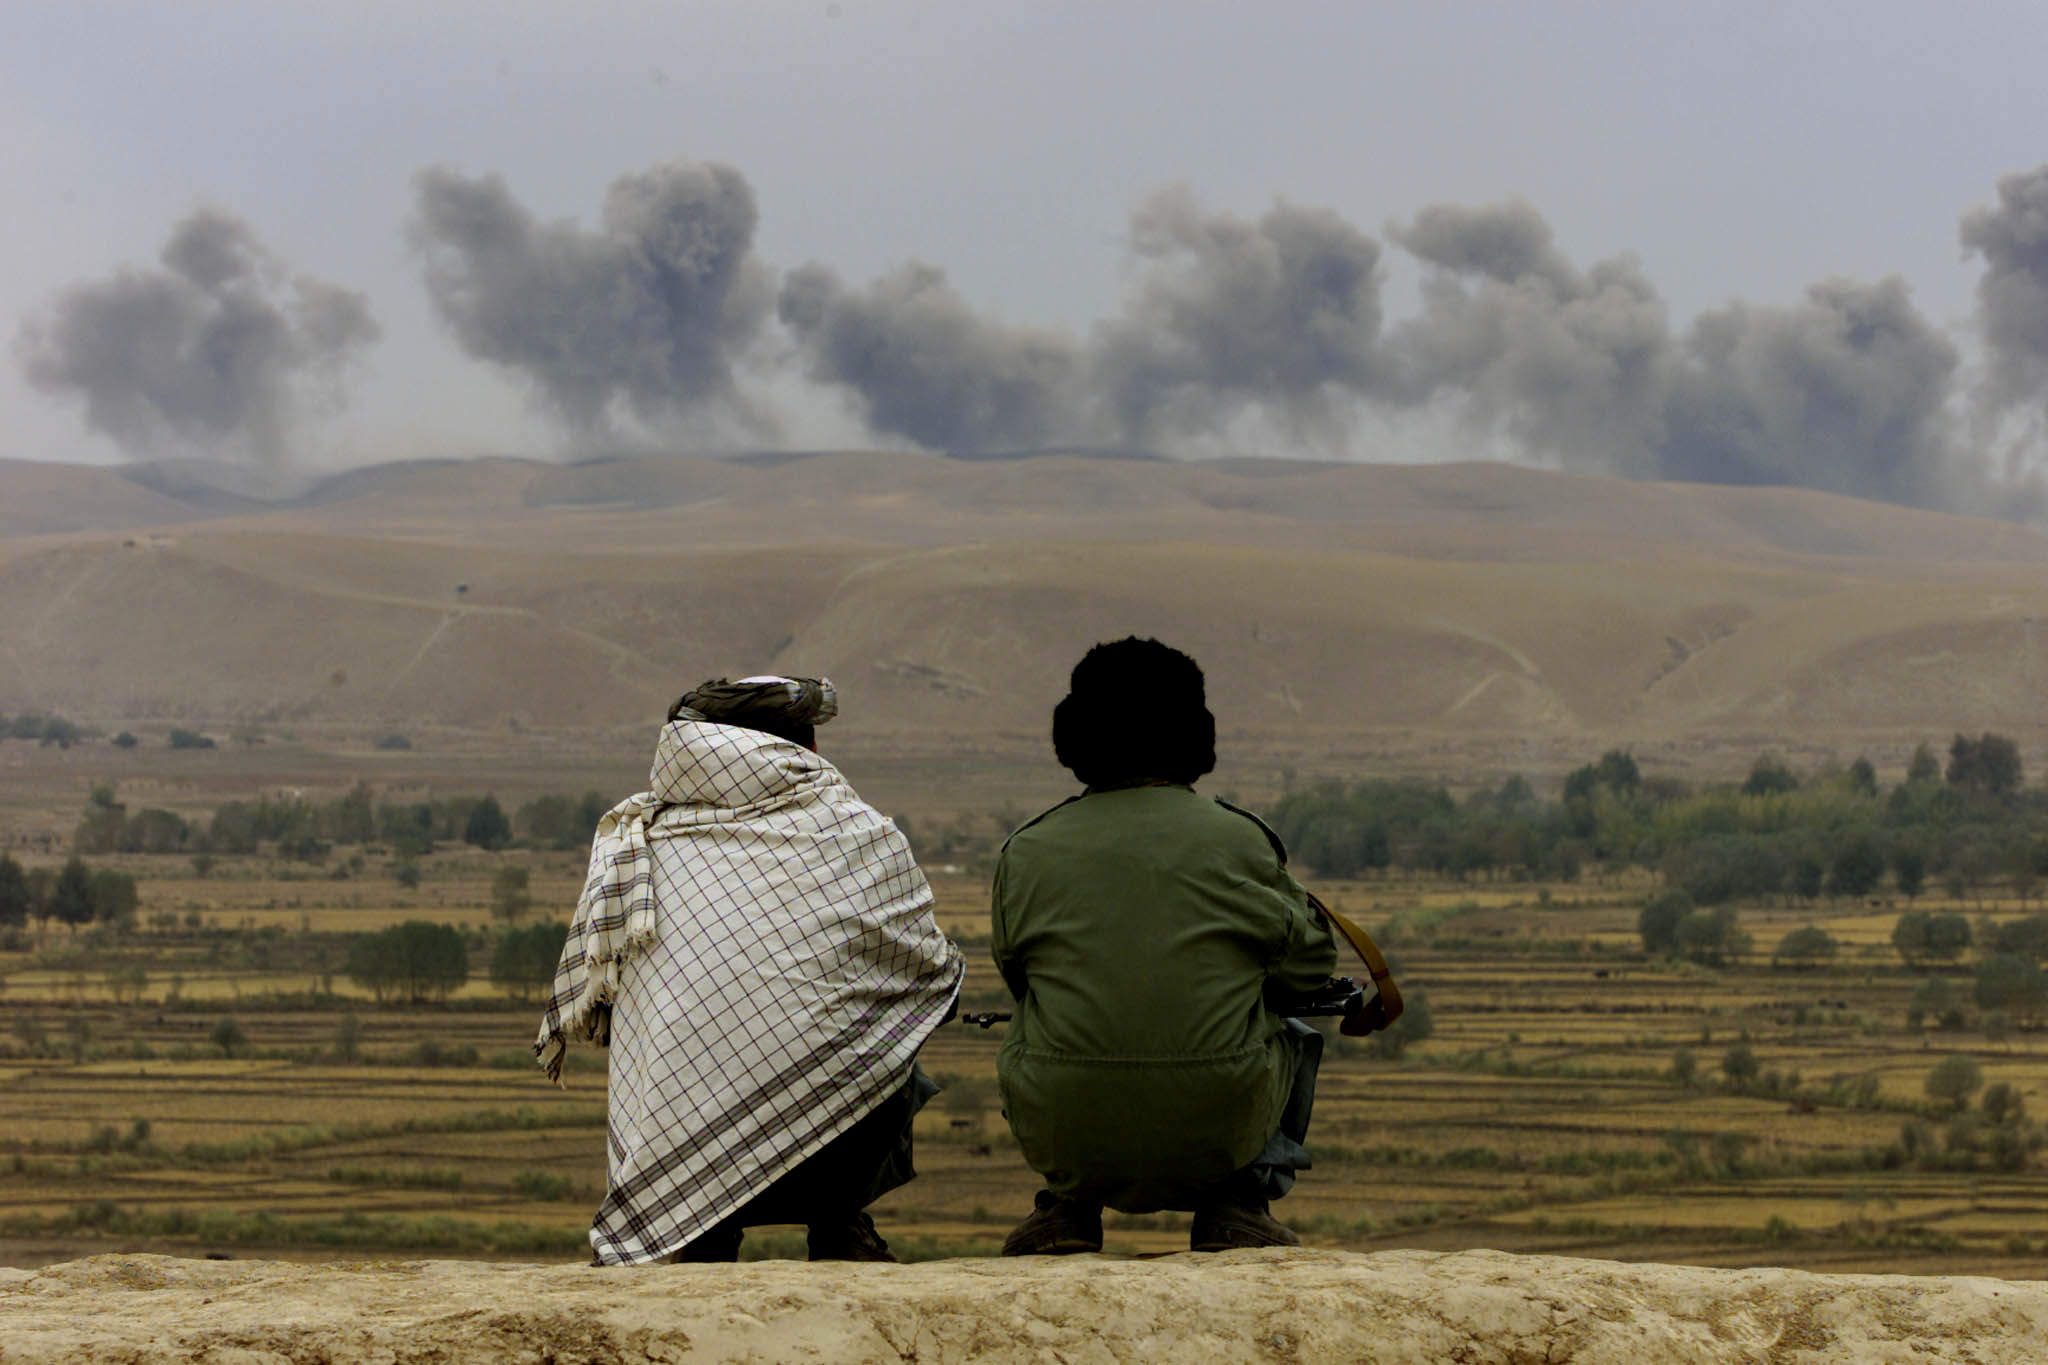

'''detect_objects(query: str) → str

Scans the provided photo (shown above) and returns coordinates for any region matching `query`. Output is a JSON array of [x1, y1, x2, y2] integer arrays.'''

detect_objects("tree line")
[[1270, 733, 2046, 907], [341, 920, 567, 1003], [71, 784, 611, 861], [0, 854, 136, 931]]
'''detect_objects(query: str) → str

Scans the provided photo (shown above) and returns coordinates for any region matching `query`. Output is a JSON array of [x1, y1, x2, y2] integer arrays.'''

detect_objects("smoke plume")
[[410, 159, 772, 439], [16, 210, 378, 463], [1660, 278, 1959, 504], [1961, 165, 2048, 413], [1087, 188, 1392, 448], [778, 261, 1082, 450], [1387, 199, 1671, 476]]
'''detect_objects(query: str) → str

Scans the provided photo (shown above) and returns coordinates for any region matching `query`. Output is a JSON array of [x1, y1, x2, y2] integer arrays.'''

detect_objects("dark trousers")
[[714, 1064, 937, 1230], [1234, 1018, 1324, 1203]]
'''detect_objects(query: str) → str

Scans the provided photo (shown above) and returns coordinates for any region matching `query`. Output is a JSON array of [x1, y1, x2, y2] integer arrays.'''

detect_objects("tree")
[[1975, 953, 2048, 1025], [1638, 890, 1692, 955], [1772, 926, 1837, 969], [490, 921, 569, 1002], [345, 921, 470, 1003], [210, 1016, 245, 1058], [1924, 1055, 1984, 1112], [89, 869, 138, 927], [332, 1012, 363, 1062], [490, 866, 532, 923], [1995, 914, 2048, 961], [1368, 984, 1433, 1059], [48, 858, 95, 928], [1721, 1041, 1759, 1087], [1892, 910, 1932, 967], [1908, 975, 1964, 1031], [1947, 732, 2022, 797], [1845, 756, 1878, 797], [1906, 742, 1941, 785], [1788, 855, 1824, 902], [1927, 913, 1972, 962], [1827, 834, 1886, 899], [1893, 845, 1926, 901], [331, 783, 376, 845], [0, 855, 28, 929], [1742, 754, 1799, 797], [463, 795, 512, 851], [1982, 1082, 2026, 1124], [1676, 905, 1748, 966]]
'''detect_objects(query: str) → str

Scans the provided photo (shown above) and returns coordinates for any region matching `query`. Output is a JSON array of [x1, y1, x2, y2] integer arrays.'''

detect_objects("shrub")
[[1924, 1055, 1984, 1112]]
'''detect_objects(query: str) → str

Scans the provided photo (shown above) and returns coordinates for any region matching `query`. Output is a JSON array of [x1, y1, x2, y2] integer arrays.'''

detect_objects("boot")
[[1189, 1198, 1300, 1252], [807, 1210, 898, 1262], [1001, 1189, 1104, 1256]]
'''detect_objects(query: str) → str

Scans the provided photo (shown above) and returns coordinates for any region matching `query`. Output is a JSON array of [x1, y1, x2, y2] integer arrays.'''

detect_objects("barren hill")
[[4, 1250, 2046, 1363], [3, 451, 2047, 774]]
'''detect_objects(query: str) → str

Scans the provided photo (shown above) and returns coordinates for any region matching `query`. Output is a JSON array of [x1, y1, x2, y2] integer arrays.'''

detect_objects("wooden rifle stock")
[[1306, 891, 1404, 1036]]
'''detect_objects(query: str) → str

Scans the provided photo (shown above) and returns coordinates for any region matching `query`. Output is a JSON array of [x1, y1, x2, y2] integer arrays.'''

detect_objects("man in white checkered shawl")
[[535, 675, 963, 1264]]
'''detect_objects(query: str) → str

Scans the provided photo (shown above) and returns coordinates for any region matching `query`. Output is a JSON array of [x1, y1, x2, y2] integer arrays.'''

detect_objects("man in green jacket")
[[992, 637, 1337, 1254]]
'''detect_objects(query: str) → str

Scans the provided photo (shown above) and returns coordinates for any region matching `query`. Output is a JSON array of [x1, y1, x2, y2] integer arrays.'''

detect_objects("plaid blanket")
[[534, 719, 963, 1264]]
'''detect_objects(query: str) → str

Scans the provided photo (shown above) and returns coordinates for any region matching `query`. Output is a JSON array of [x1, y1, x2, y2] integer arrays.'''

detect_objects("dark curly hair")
[[1051, 636, 1216, 787]]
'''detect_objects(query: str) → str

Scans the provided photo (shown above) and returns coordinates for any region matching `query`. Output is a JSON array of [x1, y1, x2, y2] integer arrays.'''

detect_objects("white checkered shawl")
[[534, 720, 963, 1264]]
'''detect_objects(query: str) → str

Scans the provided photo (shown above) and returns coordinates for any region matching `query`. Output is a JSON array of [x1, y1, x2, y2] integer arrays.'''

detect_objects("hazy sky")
[[8, 0, 2048, 496]]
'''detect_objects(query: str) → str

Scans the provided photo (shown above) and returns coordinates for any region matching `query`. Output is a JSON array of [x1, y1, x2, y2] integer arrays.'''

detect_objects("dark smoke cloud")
[[410, 159, 772, 438], [16, 209, 378, 462], [777, 260, 1082, 450], [777, 186, 1389, 452], [363, 156, 2048, 514], [1961, 164, 2048, 411], [1661, 278, 1959, 504], [1384, 199, 1976, 507], [1088, 187, 1391, 447], [1387, 199, 1671, 476]]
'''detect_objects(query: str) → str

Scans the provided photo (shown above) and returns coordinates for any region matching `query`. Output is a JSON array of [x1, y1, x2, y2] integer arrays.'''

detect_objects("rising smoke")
[[16, 210, 378, 463], [1961, 165, 2048, 414], [1386, 198, 1671, 477], [409, 159, 773, 441], [778, 261, 1083, 451], [1086, 188, 1392, 448], [769, 169, 2048, 515], [34, 157, 2048, 514]]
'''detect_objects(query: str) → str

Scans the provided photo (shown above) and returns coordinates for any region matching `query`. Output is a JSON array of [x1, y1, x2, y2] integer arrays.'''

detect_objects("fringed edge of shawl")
[[533, 929, 649, 1084]]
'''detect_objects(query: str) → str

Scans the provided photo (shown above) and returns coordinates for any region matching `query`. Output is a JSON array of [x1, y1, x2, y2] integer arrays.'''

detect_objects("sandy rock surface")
[[2, 1248, 2046, 1364]]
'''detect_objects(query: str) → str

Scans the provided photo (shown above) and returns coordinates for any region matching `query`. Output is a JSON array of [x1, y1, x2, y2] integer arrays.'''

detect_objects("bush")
[[1925, 1055, 1984, 1112], [1772, 925, 1837, 968]]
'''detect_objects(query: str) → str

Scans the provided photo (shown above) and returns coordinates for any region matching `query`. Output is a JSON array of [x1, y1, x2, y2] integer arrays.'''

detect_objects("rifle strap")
[[1306, 891, 1403, 1028]]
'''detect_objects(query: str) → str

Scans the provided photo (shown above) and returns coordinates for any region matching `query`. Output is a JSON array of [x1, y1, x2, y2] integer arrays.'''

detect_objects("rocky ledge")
[[3, 1248, 2047, 1363]]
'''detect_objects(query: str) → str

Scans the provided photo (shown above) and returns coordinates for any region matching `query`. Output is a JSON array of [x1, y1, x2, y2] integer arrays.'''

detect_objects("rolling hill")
[[2, 450, 2045, 777]]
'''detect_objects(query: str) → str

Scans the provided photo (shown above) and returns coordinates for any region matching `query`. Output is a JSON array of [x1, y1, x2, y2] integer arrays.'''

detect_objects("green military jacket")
[[990, 782, 1337, 1211]]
